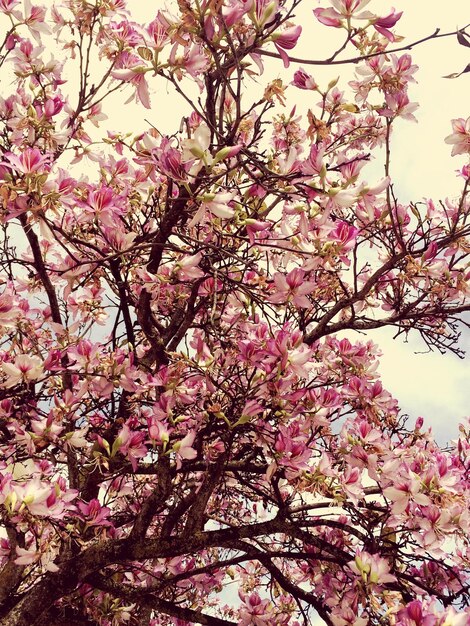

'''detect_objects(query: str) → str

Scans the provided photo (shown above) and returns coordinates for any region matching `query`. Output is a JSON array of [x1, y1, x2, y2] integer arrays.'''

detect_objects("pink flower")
[[238, 591, 273, 626], [332, 0, 372, 16], [156, 138, 189, 181], [341, 466, 364, 503], [5, 32, 18, 50], [245, 219, 270, 244], [380, 92, 419, 122], [4, 148, 50, 174], [222, 0, 249, 27], [253, 0, 279, 27], [107, 19, 143, 49], [15, 546, 59, 572], [202, 191, 237, 220], [269, 268, 315, 308], [438, 608, 470, 626], [11, 479, 50, 514], [373, 8, 403, 41], [189, 191, 237, 226], [275, 424, 311, 476], [213, 143, 243, 163], [327, 187, 359, 208], [117, 424, 148, 471], [292, 68, 317, 90], [0, 286, 20, 328], [77, 499, 113, 527], [383, 475, 430, 515], [422, 241, 438, 262], [314, 0, 373, 27], [445, 117, 470, 156], [147, 12, 170, 51], [398, 600, 435, 626], [183, 45, 210, 77], [349, 550, 396, 585], [173, 431, 197, 464], [88, 185, 115, 212], [329, 221, 358, 251], [147, 418, 170, 446], [417, 505, 452, 548], [24, 1, 50, 42], [390, 53, 418, 83], [86, 102, 107, 127], [1, 355, 44, 388], [111, 52, 151, 109], [169, 43, 209, 78], [313, 7, 342, 27], [174, 252, 205, 280], [302, 143, 325, 176], [102, 224, 136, 251], [357, 176, 390, 215], [43, 96, 64, 118], [0, 0, 21, 18], [272, 25, 302, 68], [7, 477, 75, 520]]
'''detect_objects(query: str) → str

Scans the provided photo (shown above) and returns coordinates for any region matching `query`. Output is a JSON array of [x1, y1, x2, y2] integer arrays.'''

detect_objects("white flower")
[[182, 124, 211, 161], [203, 191, 237, 219], [328, 187, 359, 208], [189, 191, 237, 227], [1, 355, 44, 388]]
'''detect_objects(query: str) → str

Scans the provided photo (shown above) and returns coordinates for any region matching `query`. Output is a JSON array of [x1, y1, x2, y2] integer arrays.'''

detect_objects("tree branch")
[[257, 26, 469, 66]]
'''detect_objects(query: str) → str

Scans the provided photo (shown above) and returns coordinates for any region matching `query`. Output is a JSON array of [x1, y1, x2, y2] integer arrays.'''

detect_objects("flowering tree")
[[0, 0, 469, 624]]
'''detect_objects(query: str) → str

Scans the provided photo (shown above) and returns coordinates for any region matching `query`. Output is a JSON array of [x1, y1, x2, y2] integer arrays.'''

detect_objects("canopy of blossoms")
[[0, 1, 469, 625]]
